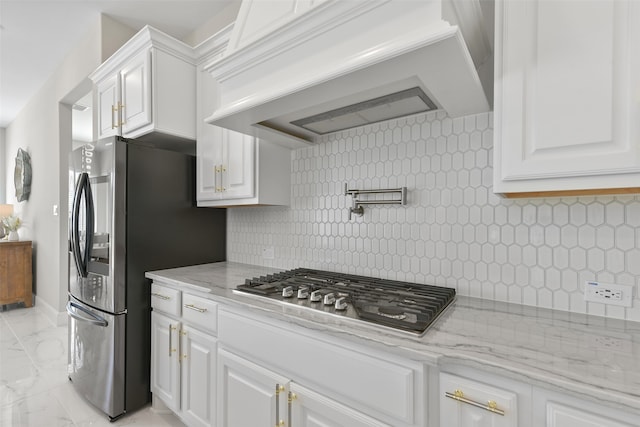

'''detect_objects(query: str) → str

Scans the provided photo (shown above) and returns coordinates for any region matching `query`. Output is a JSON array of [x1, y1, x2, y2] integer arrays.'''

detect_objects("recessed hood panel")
[[204, 0, 493, 148]]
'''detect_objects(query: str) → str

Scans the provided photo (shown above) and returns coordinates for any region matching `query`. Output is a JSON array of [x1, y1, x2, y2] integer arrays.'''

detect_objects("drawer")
[[150, 283, 181, 316], [182, 293, 218, 334], [219, 309, 419, 424], [440, 372, 518, 424]]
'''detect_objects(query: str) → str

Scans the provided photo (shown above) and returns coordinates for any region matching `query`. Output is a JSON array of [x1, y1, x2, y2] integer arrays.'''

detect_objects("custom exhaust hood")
[[204, 0, 494, 148]]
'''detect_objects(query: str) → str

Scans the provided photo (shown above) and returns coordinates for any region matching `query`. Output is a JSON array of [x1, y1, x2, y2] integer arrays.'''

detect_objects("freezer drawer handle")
[[445, 390, 505, 416], [184, 304, 207, 313], [66, 301, 109, 327]]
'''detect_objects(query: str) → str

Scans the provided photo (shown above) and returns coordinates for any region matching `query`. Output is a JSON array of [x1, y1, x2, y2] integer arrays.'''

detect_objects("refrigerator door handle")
[[71, 173, 93, 278], [66, 301, 108, 327], [84, 176, 95, 276]]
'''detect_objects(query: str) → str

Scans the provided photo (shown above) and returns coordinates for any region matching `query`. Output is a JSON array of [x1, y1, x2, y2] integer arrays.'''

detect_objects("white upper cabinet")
[[119, 50, 152, 136], [493, 0, 640, 196], [90, 26, 196, 142], [96, 74, 119, 139], [195, 26, 290, 207]]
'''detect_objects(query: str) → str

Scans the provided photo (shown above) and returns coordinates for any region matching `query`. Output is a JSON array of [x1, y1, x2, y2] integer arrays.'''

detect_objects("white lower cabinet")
[[218, 307, 423, 427], [217, 348, 289, 427], [217, 348, 392, 427], [180, 324, 217, 427], [150, 280, 640, 427], [151, 285, 217, 427], [150, 311, 181, 412], [290, 383, 391, 427], [532, 387, 639, 427], [439, 372, 519, 427]]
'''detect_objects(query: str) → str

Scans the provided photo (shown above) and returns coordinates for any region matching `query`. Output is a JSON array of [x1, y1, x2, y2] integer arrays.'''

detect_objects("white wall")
[[228, 111, 640, 323], [3, 15, 134, 322], [0, 127, 5, 203], [183, 0, 241, 46]]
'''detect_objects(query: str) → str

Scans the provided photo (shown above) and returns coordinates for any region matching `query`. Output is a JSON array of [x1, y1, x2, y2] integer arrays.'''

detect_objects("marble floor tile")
[[0, 307, 185, 426]]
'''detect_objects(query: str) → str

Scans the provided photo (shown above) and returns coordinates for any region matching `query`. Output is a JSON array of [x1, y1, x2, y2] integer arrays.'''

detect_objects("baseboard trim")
[[35, 296, 68, 326]]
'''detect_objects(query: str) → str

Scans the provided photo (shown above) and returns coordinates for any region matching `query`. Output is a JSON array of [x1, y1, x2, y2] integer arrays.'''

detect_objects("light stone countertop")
[[146, 261, 640, 415]]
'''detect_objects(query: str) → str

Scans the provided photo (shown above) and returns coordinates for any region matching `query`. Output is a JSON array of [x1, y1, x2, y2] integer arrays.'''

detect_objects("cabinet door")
[[546, 402, 635, 427], [120, 49, 152, 136], [180, 325, 217, 427], [290, 383, 391, 427], [440, 373, 517, 427], [221, 129, 255, 199], [197, 125, 224, 201], [96, 74, 119, 139], [150, 312, 181, 412], [218, 348, 288, 427], [494, 0, 640, 194]]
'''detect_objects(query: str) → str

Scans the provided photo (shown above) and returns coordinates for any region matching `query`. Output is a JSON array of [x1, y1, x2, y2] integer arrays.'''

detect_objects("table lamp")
[[0, 204, 14, 238]]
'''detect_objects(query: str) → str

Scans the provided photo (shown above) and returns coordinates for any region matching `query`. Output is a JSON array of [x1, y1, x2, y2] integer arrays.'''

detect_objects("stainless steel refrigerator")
[[67, 136, 225, 420]]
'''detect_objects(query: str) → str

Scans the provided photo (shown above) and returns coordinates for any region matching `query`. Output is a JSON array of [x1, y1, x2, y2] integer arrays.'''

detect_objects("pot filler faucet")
[[344, 183, 407, 220]]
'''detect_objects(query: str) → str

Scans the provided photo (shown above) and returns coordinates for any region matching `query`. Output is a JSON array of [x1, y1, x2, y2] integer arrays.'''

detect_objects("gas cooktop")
[[234, 268, 455, 335]]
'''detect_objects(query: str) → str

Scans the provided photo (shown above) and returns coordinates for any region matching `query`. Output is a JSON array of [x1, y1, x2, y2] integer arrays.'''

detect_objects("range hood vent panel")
[[205, 0, 493, 148], [289, 87, 437, 135]]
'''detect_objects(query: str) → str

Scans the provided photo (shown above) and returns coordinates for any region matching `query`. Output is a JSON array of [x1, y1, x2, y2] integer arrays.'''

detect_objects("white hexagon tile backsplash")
[[227, 111, 640, 322]]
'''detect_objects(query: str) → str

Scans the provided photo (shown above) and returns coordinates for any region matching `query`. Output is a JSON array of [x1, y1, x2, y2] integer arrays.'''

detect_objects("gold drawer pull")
[[152, 292, 171, 300], [445, 390, 505, 416], [184, 303, 207, 313]]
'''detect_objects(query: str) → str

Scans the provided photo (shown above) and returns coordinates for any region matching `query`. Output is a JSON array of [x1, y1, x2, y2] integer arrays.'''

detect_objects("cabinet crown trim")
[[90, 25, 197, 83]]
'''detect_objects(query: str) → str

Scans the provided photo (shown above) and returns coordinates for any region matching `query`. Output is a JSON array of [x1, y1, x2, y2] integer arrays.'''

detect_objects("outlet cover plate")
[[262, 246, 275, 260], [584, 281, 634, 307]]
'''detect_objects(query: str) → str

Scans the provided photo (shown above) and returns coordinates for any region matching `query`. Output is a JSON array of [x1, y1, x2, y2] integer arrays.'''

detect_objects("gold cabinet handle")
[[445, 390, 505, 416], [275, 384, 285, 426], [152, 292, 171, 300], [288, 392, 297, 426], [168, 324, 177, 357], [184, 304, 207, 313], [214, 165, 219, 192], [215, 165, 223, 192], [111, 104, 118, 129], [118, 102, 125, 126]]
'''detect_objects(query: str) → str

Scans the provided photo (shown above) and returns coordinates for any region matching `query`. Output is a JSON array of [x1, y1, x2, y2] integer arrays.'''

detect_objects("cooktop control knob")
[[334, 297, 348, 310], [297, 286, 309, 299], [282, 286, 294, 298], [310, 290, 323, 302], [323, 293, 336, 305]]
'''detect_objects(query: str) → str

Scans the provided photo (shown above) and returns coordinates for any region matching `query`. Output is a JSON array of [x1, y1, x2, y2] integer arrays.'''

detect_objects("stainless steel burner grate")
[[235, 268, 456, 334]]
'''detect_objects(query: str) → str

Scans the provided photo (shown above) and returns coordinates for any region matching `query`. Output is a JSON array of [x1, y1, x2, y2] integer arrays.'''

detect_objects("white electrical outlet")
[[584, 281, 634, 307], [262, 246, 275, 260]]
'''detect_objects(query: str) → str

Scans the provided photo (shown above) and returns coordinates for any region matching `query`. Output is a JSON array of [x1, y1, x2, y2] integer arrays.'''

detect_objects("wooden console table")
[[0, 240, 33, 307]]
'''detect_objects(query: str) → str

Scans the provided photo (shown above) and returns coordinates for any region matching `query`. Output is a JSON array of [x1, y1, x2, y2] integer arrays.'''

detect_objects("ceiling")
[[0, 0, 234, 129]]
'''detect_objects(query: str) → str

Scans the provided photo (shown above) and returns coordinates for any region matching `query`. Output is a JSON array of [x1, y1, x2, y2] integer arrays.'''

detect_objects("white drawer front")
[[151, 283, 181, 316], [219, 309, 418, 424], [182, 293, 218, 334], [440, 372, 518, 426]]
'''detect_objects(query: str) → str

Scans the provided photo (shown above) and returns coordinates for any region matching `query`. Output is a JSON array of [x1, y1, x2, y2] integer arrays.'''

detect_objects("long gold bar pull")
[[184, 304, 207, 313], [118, 102, 125, 126], [221, 165, 227, 192], [168, 324, 177, 357], [445, 390, 505, 416], [275, 384, 285, 427], [215, 166, 222, 192], [288, 392, 297, 427], [111, 105, 118, 129]]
